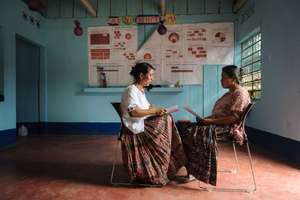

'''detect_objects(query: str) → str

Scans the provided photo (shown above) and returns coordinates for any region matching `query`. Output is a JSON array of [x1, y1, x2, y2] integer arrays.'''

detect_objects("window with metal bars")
[[240, 32, 261, 100]]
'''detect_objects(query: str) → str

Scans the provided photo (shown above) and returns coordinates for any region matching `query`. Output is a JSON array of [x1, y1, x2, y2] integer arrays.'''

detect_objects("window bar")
[[251, 36, 254, 92], [172, 0, 175, 14], [109, 0, 112, 16], [186, 0, 189, 15], [125, 0, 128, 16]]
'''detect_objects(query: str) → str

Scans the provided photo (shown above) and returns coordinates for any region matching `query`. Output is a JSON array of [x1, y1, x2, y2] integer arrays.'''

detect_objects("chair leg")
[[110, 139, 120, 185], [246, 141, 257, 192], [218, 142, 239, 174], [110, 137, 162, 188], [232, 142, 239, 173], [198, 141, 256, 193]]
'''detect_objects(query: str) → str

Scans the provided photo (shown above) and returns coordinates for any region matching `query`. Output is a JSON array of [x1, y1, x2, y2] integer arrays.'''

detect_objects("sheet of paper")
[[145, 105, 179, 118], [166, 105, 179, 114], [184, 106, 202, 119]]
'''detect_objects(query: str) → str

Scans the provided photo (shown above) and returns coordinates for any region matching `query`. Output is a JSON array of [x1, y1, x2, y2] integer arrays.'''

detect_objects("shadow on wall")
[[0, 26, 4, 102]]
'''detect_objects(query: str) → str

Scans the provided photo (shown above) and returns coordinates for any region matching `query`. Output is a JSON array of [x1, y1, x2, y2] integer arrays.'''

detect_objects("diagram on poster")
[[88, 26, 137, 86]]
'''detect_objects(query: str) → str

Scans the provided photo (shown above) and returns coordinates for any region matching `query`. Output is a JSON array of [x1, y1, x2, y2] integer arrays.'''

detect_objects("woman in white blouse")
[[120, 62, 186, 186]]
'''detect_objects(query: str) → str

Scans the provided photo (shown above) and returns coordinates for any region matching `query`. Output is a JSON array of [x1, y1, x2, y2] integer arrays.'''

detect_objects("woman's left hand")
[[197, 118, 213, 125], [153, 107, 166, 116], [157, 108, 167, 116]]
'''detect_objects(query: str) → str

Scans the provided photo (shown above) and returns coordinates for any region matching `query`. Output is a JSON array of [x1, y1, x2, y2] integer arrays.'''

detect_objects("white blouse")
[[121, 84, 150, 134]]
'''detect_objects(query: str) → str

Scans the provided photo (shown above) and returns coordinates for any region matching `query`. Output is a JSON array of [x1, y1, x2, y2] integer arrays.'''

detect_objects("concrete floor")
[[0, 135, 299, 200]]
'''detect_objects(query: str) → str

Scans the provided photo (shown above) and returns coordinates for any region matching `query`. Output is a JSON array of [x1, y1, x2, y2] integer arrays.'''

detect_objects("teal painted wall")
[[0, 27, 4, 97], [235, 0, 300, 141], [44, 0, 236, 123], [1, 0, 299, 144], [0, 0, 47, 131], [203, 64, 226, 117], [0, 0, 236, 134]]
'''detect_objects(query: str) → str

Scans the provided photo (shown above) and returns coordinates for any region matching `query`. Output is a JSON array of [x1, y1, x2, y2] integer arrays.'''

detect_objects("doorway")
[[16, 36, 41, 135]]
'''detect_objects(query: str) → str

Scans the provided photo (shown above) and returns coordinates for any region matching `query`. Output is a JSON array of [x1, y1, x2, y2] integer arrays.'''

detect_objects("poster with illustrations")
[[88, 26, 137, 86], [88, 23, 233, 86]]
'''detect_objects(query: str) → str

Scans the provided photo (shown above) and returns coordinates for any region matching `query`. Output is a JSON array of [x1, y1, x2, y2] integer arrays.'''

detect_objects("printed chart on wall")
[[88, 23, 233, 86], [88, 26, 137, 86], [137, 22, 234, 85]]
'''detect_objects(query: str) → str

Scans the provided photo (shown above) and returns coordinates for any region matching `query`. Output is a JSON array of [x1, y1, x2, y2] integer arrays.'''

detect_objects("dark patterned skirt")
[[178, 123, 222, 186], [121, 114, 187, 185]]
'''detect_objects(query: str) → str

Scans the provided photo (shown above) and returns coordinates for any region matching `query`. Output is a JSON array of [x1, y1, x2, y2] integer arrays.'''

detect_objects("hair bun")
[[129, 62, 155, 82], [130, 66, 135, 76]]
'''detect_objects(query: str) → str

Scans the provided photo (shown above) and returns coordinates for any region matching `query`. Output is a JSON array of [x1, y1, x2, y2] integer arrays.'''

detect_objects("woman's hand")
[[156, 108, 167, 116], [196, 117, 213, 125], [150, 107, 166, 116], [196, 115, 238, 126]]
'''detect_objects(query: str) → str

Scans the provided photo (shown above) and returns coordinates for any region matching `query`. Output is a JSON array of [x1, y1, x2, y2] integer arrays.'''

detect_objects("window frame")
[[240, 32, 262, 101]]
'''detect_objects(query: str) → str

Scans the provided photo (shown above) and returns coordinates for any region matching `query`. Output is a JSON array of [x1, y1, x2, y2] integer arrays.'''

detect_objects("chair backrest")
[[111, 102, 123, 140], [111, 102, 122, 119], [241, 102, 255, 140]]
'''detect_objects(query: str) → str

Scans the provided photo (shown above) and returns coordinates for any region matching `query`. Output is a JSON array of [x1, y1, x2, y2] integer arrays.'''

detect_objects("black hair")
[[222, 65, 241, 84], [130, 62, 155, 82]]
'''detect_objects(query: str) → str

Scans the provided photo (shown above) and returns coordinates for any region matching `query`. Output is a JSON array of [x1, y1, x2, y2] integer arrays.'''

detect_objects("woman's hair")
[[130, 62, 155, 82], [222, 65, 241, 84]]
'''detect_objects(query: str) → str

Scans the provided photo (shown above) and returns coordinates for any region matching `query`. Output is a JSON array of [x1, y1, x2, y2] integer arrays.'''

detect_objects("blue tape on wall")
[[17, 122, 120, 135], [246, 126, 300, 166], [0, 129, 16, 149]]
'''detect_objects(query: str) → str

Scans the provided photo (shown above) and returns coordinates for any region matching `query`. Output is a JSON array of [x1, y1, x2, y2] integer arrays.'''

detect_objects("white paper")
[[184, 106, 202, 119], [146, 105, 179, 118], [166, 105, 179, 114]]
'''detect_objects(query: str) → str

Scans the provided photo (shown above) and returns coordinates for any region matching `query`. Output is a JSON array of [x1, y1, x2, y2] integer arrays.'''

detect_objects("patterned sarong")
[[178, 123, 220, 186], [121, 114, 187, 185]]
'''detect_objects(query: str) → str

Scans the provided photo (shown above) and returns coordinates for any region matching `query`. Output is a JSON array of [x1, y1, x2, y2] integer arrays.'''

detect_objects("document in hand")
[[166, 105, 179, 114], [184, 106, 202, 119]]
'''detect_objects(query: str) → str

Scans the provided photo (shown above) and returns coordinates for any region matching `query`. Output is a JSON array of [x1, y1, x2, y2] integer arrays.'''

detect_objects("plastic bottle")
[[18, 125, 28, 137]]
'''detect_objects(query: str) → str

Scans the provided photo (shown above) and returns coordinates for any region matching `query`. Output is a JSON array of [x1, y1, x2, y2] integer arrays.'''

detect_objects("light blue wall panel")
[[188, 0, 205, 14], [217, 65, 227, 97], [111, 0, 126, 16], [206, 0, 219, 14], [46, 0, 60, 18], [137, 25, 145, 49], [0, 0, 46, 131], [142, 0, 159, 15], [126, 0, 143, 16], [98, 0, 110, 17], [165, 0, 175, 14], [60, 0, 74, 18], [74, 0, 87, 18], [0, 27, 3, 96], [203, 65, 219, 116], [174, 0, 187, 15], [221, 0, 234, 13]]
